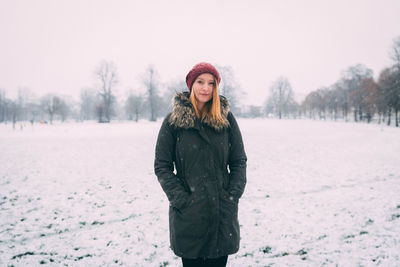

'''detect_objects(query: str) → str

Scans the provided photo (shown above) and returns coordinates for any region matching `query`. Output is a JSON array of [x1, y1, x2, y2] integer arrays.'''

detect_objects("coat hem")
[[171, 247, 239, 259]]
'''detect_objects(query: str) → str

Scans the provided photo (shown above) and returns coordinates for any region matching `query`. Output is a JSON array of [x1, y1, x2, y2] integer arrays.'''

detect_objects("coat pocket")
[[172, 194, 208, 238], [221, 187, 239, 204], [219, 188, 240, 250]]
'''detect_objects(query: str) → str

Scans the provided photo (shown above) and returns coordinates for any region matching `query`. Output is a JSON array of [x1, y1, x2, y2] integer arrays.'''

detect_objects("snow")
[[1, 119, 400, 266]]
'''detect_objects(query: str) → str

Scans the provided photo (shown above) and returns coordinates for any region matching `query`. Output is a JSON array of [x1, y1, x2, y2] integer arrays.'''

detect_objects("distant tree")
[[359, 77, 378, 123], [17, 87, 30, 122], [316, 87, 330, 120], [95, 60, 118, 123], [167, 80, 186, 98], [378, 67, 400, 126], [216, 65, 241, 114], [340, 64, 373, 122], [329, 83, 349, 121], [303, 91, 322, 119], [142, 65, 161, 121], [16, 87, 42, 124], [94, 101, 105, 123], [9, 100, 19, 130], [125, 92, 144, 122], [288, 101, 301, 119], [267, 77, 295, 119], [389, 36, 400, 126], [264, 97, 275, 117], [333, 82, 350, 121], [1, 87, 32, 127], [324, 87, 340, 120], [375, 81, 388, 124], [0, 89, 9, 123], [349, 88, 366, 121], [57, 97, 70, 122], [389, 35, 400, 68], [394, 68, 400, 127], [40, 94, 62, 124], [27, 101, 41, 125], [241, 105, 262, 118], [80, 88, 97, 121], [160, 80, 186, 116]]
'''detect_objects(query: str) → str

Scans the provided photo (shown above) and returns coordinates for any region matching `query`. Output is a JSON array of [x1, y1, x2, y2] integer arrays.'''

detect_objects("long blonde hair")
[[190, 79, 225, 125]]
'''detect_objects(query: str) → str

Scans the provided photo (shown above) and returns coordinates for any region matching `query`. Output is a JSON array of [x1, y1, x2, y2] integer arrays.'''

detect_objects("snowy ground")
[[1, 119, 400, 266]]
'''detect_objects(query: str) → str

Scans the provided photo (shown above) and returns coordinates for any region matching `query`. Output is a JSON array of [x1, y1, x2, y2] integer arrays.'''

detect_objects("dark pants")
[[181, 256, 228, 267]]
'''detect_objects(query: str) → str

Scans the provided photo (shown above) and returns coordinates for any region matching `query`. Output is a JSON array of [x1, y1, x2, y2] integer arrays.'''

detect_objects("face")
[[191, 73, 215, 105]]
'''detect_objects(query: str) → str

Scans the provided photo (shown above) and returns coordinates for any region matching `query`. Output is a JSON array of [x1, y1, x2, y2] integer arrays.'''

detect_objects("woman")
[[154, 62, 247, 267]]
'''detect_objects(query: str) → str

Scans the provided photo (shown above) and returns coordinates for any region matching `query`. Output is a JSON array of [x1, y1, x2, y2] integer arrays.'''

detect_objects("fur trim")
[[169, 92, 230, 131]]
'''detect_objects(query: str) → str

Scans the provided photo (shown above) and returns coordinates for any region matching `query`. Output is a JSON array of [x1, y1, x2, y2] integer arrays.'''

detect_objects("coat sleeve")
[[227, 112, 247, 200], [154, 115, 190, 210]]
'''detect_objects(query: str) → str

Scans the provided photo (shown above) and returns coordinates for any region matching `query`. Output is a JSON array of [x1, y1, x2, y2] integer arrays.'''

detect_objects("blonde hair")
[[190, 79, 225, 125]]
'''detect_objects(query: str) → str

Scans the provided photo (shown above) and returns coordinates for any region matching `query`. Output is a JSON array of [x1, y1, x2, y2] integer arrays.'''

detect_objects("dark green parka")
[[154, 92, 247, 259]]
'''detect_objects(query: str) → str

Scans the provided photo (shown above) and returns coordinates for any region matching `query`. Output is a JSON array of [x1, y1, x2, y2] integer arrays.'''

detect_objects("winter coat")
[[154, 92, 247, 259]]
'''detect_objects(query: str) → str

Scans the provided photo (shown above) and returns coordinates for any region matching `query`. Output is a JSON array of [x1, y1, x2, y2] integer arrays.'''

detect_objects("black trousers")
[[181, 256, 228, 267]]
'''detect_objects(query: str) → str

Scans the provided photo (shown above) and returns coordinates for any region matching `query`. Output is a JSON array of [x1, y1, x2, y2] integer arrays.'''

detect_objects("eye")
[[197, 80, 203, 84]]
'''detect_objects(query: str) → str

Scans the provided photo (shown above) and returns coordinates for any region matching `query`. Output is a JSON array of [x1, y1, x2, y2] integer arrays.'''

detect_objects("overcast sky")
[[1, 0, 400, 105]]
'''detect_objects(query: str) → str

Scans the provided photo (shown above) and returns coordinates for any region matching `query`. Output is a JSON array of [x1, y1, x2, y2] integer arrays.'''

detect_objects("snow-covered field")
[[1, 119, 400, 266]]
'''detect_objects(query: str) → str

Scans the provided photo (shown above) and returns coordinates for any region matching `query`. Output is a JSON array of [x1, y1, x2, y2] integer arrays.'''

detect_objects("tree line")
[[0, 62, 242, 128], [263, 36, 400, 126], [1, 36, 399, 127]]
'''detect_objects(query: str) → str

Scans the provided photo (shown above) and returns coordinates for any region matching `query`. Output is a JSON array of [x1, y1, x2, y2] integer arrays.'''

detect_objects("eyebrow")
[[196, 77, 215, 82]]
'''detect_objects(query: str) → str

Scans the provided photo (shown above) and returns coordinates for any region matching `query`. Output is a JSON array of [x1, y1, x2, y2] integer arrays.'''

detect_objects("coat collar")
[[169, 92, 230, 131]]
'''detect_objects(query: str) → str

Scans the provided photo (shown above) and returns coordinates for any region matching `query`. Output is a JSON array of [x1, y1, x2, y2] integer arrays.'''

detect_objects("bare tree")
[[288, 101, 301, 119], [359, 77, 378, 123], [324, 87, 339, 120], [58, 97, 70, 122], [389, 36, 400, 126], [5, 89, 36, 129], [16, 87, 41, 125], [316, 87, 331, 120], [264, 97, 275, 117], [332, 82, 351, 121], [17, 87, 29, 122], [303, 91, 322, 119], [95, 60, 118, 123], [267, 77, 295, 119], [142, 65, 161, 121], [125, 92, 144, 122], [390, 36, 400, 68], [10, 102, 19, 129], [378, 67, 400, 126], [80, 88, 97, 121], [340, 64, 373, 122], [216, 65, 242, 115], [40, 94, 62, 124], [1, 88, 27, 128], [375, 80, 388, 124], [27, 101, 41, 125], [0, 89, 9, 123]]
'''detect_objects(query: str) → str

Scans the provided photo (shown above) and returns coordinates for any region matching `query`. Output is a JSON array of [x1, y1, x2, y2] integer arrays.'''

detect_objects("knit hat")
[[186, 62, 221, 91]]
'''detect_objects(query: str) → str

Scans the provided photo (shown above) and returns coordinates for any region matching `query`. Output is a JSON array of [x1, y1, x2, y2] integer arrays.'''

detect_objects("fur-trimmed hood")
[[169, 92, 230, 131]]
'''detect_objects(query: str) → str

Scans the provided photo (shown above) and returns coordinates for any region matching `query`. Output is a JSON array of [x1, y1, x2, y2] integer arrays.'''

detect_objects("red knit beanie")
[[186, 62, 221, 91]]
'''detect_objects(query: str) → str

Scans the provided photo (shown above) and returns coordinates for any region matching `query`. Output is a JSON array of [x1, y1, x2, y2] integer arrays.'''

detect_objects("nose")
[[202, 83, 211, 91]]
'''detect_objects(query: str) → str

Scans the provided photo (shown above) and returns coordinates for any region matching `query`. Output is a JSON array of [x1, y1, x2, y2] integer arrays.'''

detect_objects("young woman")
[[154, 62, 247, 267]]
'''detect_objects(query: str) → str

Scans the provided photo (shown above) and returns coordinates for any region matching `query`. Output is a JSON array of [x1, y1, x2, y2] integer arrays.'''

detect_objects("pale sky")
[[1, 0, 400, 105]]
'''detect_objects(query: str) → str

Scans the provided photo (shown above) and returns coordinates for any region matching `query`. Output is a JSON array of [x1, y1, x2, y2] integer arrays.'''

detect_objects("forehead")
[[196, 73, 215, 81]]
